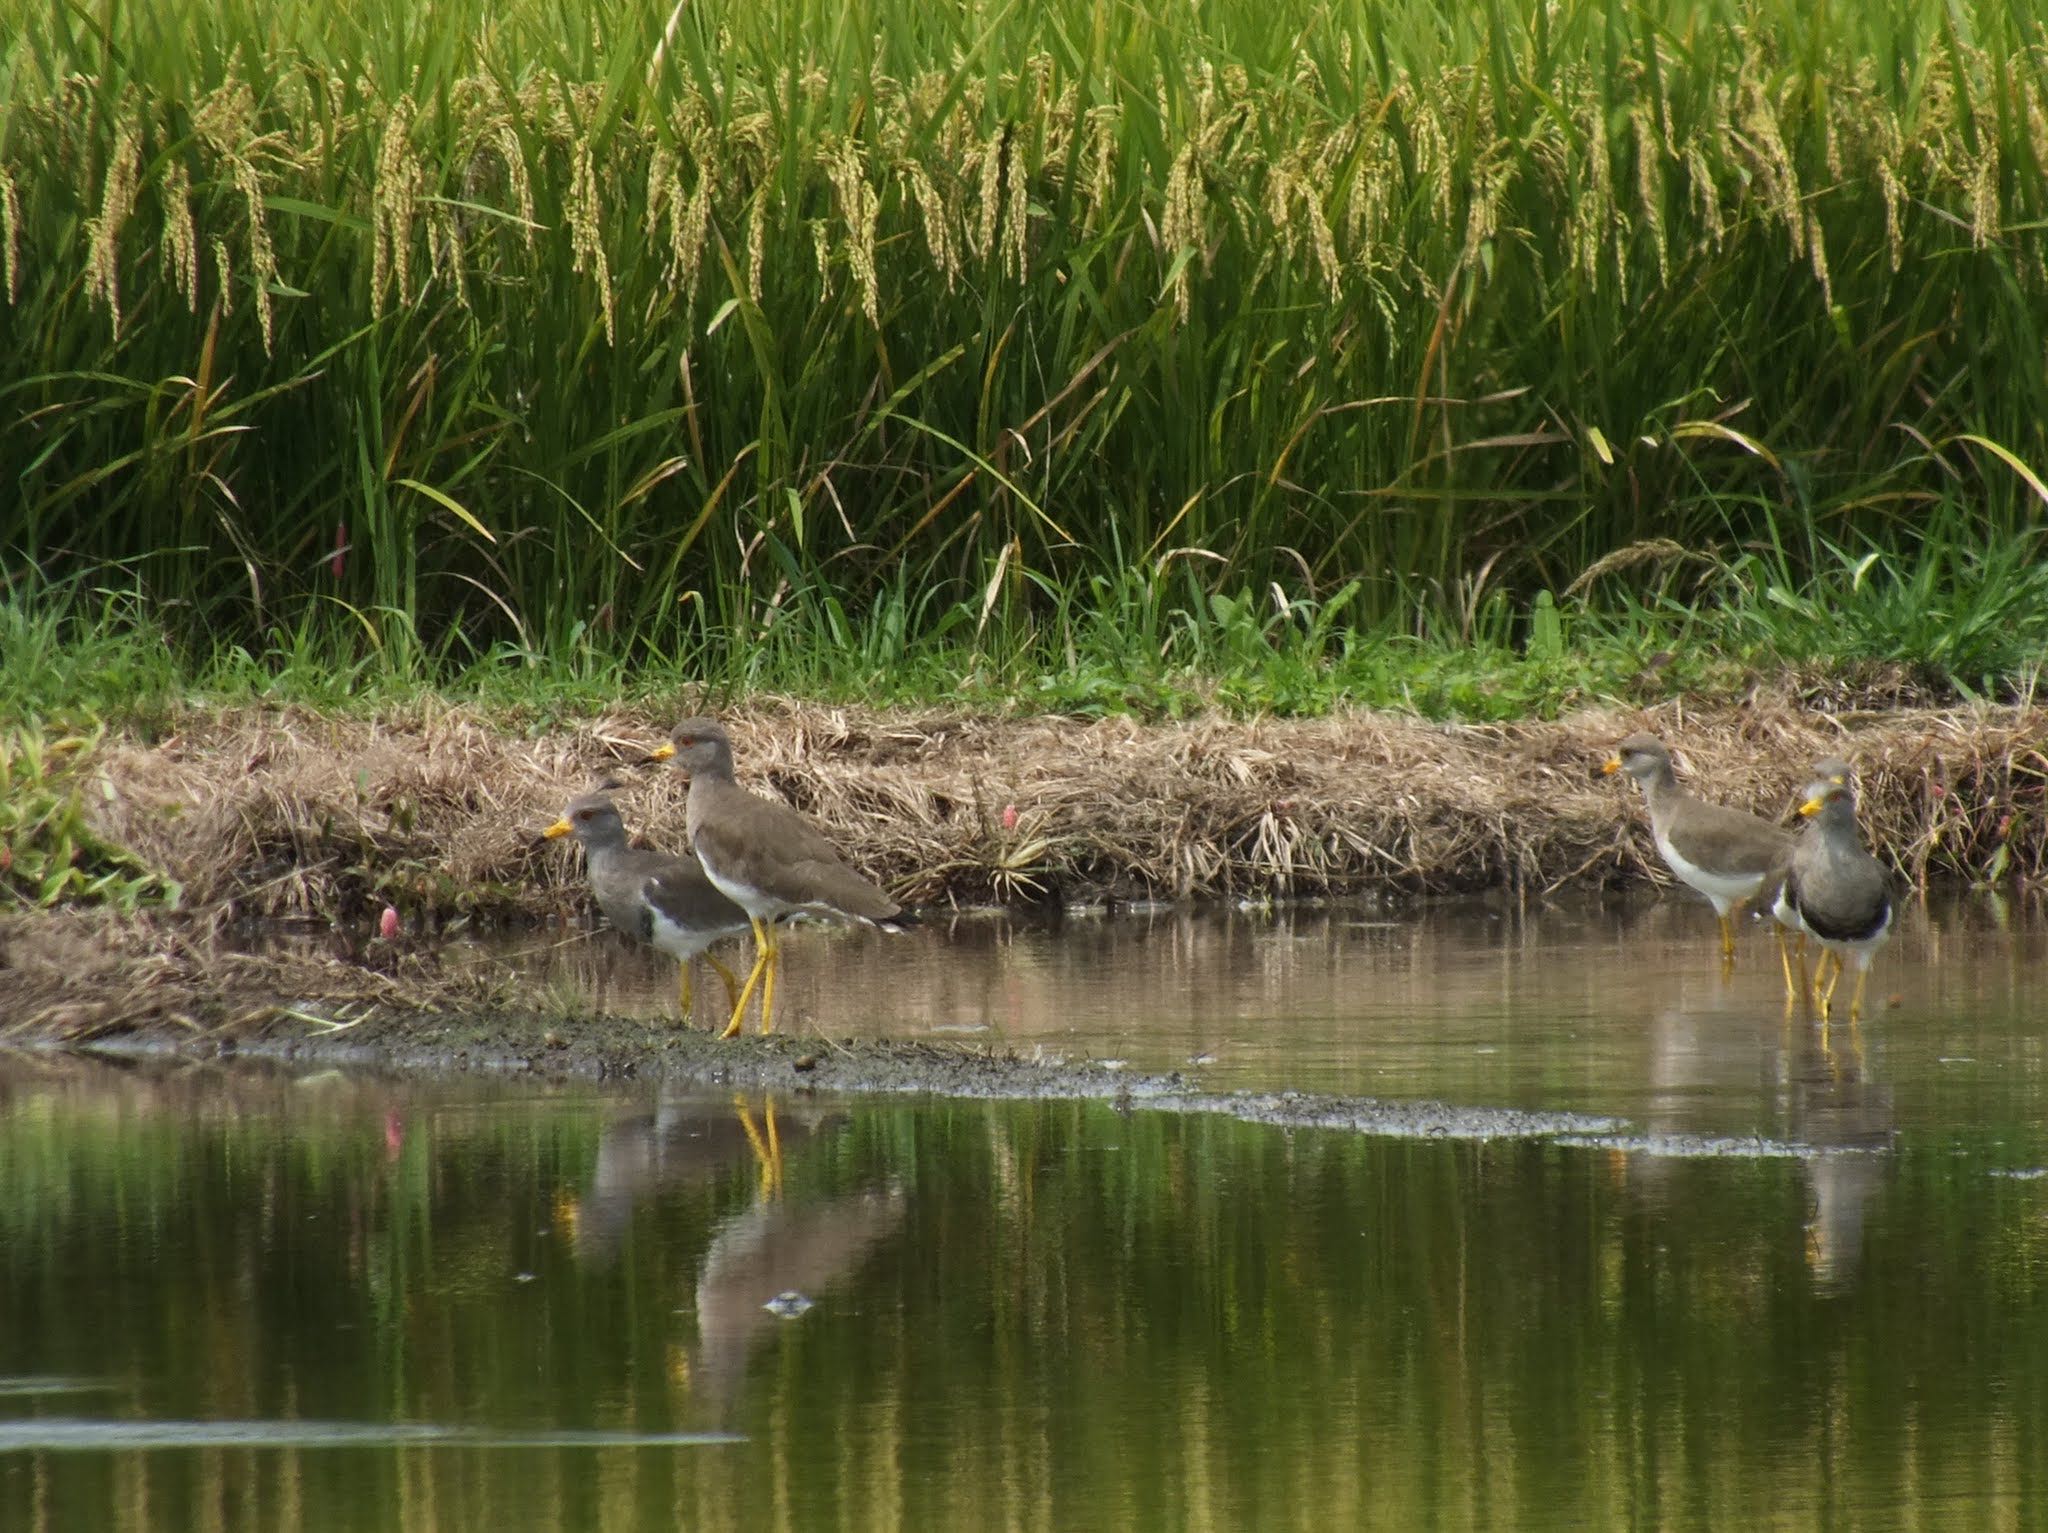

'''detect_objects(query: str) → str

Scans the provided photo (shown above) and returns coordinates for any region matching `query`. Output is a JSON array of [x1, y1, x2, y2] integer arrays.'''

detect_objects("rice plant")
[[0, 0, 2043, 674]]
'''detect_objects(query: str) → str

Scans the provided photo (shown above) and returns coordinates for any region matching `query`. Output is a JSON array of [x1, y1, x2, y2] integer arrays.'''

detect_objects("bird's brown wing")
[[637, 853, 751, 933], [692, 787, 900, 920], [1662, 798, 1792, 877]]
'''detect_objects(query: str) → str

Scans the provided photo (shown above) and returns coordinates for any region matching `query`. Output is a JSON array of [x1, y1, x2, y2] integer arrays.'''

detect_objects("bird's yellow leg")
[[677, 960, 694, 1018], [731, 1095, 785, 1197], [706, 953, 743, 1014], [721, 918, 772, 1040], [1775, 928, 1804, 1002], [1816, 953, 1845, 1020], [757, 926, 781, 1035], [1846, 964, 1870, 1024], [1719, 912, 1737, 963], [734, 1094, 771, 1175]]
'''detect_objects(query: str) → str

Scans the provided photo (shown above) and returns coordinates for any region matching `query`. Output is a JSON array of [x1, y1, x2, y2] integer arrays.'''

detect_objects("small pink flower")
[[1929, 783, 1947, 798], [1001, 804, 1019, 832], [378, 906, 401, 941]]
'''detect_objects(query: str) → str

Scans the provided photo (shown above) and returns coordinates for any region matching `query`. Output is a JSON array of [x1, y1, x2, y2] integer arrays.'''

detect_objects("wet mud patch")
[[3, 911, 1850, 1159], [66, 1003, 1653, 1148]]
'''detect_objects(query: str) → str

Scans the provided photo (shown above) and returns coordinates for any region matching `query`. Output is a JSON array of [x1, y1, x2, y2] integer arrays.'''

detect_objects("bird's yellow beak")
[[541, 818, 574, 839], [1797, 796, 1825, 818], [644, 741, 677, 763], [1600, 756, 1622, 775]]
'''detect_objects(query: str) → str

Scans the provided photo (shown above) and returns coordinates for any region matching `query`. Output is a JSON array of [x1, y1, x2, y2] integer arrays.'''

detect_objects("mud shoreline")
[[29, 999, 1853, 1161]]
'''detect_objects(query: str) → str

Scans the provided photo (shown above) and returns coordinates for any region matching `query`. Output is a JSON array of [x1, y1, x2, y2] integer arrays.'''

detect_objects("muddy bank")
[[33, 693, 2047, 924], [8, 926, 1862, 1160], [4, 909, 1618, 1139], [0, 915, 1695, 1151]]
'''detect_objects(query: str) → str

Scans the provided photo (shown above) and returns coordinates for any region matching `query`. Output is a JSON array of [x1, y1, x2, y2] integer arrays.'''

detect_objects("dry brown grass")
[[0, 906, 519, 1042], [53, 695, 2048, 927]]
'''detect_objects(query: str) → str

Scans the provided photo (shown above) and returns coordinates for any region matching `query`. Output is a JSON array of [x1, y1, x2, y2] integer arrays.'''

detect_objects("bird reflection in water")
[[1789, 1017, 1894, 1293], [564, 1092, 907, 1418]]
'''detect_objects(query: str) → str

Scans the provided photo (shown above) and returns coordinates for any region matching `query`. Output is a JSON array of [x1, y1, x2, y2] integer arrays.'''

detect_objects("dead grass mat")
[[46, 693, 2047, 927]]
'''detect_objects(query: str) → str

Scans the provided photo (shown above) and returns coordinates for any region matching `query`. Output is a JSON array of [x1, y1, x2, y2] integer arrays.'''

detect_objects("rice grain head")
[[192, 78, 282, 351], [1003, 125, 1029, 279], [566, 134, 616, 343], [1631, 102, 1668, 284], [1968, 141, 2000, 249], [159, 160, 199, 312], [745, 185, 768, 303], [825, 139, 881, 322], [1736, 70, 1803, 257], [497, 122, 537, 252], [210, 236, 234, 317], [898, 158, 956, 289], [1161, 139, 1204, 318], [1683, 136, 1725, 250], [372, 97, 421, 315], [973, 127, 1004, 264], [229, 151, 281, 352], [2, 165, 23, 305], [84, 112, 143, 335], [1084, 103, 1119, 232]]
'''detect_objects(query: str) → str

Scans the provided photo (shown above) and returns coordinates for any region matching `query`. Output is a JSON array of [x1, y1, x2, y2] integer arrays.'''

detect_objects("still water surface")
[[3, 896, 2046, 1530]]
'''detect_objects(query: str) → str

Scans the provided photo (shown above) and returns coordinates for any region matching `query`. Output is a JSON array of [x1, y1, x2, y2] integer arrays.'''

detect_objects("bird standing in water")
[[540, 790, 749, 1022], [1781, 776, 1894, 1029], [1603, 733, 1792, 966], [643, 719, 915, 1039]]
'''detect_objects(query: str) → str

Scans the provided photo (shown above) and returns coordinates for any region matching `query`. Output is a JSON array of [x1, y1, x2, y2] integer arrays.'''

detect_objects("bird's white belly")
[[1771, 887, 1805, 933], [645, 904, 743, 962], [1812, 903, 1894, 968], [1655, 830, 1767, 913], [696, 859, 784, 923]]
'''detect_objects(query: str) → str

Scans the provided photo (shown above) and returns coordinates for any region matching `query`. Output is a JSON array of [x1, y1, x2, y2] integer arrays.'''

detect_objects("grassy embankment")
[[1, 0, 2045, 728], [4, 0, 2047, 937]]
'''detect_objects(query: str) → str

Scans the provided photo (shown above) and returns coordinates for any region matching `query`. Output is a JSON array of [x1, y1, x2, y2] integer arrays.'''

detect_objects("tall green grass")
[[10, 520, 2044, 727], [1, 0, 2044, 674]]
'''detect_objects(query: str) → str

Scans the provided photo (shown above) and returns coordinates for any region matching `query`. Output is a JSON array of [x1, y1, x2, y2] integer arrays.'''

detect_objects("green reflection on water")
[[0, 1061, 2045, 1531]]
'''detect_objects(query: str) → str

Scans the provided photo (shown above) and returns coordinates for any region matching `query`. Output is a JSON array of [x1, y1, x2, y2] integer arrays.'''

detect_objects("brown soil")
[[52, 693, 2048, 929]]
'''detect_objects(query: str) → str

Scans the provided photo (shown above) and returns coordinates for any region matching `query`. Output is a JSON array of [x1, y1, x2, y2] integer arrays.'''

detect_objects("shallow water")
[[6, 896, 2048, 1530], [488, 890, 2045, 1147]]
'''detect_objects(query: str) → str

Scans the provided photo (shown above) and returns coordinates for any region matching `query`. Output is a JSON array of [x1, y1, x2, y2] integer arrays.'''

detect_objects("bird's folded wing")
[[642, 861, 747, 927], [1663, 800, 1790, 873]]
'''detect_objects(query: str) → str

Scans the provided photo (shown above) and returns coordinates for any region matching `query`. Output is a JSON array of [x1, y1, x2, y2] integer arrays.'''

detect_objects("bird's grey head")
[[1811, 755, 1854, 788], [540, 791, 630, 849], [644, 718, 735, 778], [1602, 732, 1671, 784], [1797, 777, 1860, 829]]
